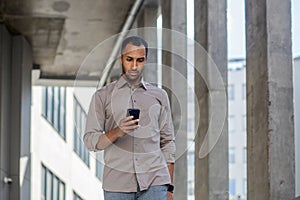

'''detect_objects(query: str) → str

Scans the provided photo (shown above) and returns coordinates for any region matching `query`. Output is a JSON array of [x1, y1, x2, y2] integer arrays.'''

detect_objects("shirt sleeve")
[[159, 90, 176, 163], [83, 91, 105, 151]]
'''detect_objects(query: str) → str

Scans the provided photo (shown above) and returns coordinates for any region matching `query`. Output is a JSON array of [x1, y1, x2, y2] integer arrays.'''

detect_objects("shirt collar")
[[116, 75, 148, 90]]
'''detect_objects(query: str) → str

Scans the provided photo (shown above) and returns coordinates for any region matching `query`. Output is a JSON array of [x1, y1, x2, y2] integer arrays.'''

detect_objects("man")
[[84, 36, 175, 200]]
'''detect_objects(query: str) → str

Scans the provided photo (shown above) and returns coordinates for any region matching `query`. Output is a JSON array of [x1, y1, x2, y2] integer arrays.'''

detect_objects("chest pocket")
[[104, 91, 129, 129], [136, 95, 161, 129]]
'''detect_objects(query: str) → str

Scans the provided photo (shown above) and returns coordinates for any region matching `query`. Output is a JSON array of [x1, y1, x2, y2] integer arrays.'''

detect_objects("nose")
[[132, 59, 138, 69]]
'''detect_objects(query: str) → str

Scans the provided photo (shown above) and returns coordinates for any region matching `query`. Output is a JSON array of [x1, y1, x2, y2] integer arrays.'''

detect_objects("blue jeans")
[[104, 185, 168, 200]]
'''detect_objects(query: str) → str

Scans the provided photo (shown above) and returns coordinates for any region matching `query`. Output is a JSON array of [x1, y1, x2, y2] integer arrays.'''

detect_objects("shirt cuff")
[[84, 131, 104, 152], [165, 152, 175, 163], [161, 142, 176, 163]]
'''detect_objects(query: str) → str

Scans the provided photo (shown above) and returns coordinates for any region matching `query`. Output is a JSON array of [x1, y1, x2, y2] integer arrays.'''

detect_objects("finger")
[[122, 116, 134, 122], [123, 124, 139, 131], [123, 119, 139, 126], [128, 119, 139, 125], [122, 124, 139, 132]]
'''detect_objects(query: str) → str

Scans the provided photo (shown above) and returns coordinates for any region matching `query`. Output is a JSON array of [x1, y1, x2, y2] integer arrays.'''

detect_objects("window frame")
[[42, 86, 66, 140], [73, 96, 90, 167]]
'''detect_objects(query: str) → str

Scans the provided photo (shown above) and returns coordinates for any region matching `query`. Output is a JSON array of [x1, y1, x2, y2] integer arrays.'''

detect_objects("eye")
[[126, 57, 133, 61], [137, 58, 145, 62]]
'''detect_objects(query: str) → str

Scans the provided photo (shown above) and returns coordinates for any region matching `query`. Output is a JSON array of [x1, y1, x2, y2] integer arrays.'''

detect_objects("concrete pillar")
[[295, 57, 300, 197], [0, 25, 32, 200], [138, 6, 158, 85], [0, 24, 12, 200], [194, 0, 228, 199], [246, 0, 295, 199], [161, 1, 188, 199]]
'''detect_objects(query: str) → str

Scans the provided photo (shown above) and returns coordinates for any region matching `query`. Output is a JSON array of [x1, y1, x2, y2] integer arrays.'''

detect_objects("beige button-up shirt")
[[84, 76, 175, 192]]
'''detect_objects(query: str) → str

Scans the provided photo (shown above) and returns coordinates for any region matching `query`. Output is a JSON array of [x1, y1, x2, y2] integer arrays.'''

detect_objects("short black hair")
[[121, 36, 148, 58]]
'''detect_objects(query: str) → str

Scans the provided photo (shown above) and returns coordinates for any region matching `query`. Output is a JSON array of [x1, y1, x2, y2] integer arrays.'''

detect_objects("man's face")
[[121, 43, 146, 85]]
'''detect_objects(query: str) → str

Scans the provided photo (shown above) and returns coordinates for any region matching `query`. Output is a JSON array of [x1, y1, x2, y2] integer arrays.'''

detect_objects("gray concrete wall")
[[0, 25, 32, 200], [246, 0, 295, 199], [294, 57, 300, 197]]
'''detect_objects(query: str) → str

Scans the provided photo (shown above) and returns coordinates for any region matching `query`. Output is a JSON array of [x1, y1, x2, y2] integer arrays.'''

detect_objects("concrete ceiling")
[[1, 0, 149, 84]]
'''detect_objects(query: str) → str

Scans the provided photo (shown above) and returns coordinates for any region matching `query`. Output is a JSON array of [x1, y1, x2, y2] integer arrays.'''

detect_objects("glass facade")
[[41, 165, 65, 200], [42, 86, 66, 139], [228, 84, 235, 100], [229, 179, 236, 196], [229, 147, 236, 164], [73, 96, 90, 166]]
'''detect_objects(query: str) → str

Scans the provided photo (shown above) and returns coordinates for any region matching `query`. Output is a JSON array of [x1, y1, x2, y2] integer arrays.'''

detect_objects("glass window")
[[42, 88, 47, 117], [60, 87, 66, 138], [53, 87, 59, 131], [73, 96, 89, 166], [228, 84, 235, 100], [42, 86, 66, 139], [41, 165, 65, 200], [242, 83, 246, 100], [243, 178, 247, 196], [229, 147, 235, 164], [242, 114, 247, 131], [229, 179, 236, 196], [59, 183, 65, 200], [46, 87, 53, 123], [41, 166, 46, 200], [46, 169, 52, 200], [243, 147, 247, 163], [52, 177, 59, 200], [229, 115, 235, 133]]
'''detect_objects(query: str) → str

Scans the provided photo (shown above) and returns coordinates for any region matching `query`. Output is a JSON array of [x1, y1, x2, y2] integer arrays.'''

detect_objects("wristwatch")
[[167, 184, 174, 193]]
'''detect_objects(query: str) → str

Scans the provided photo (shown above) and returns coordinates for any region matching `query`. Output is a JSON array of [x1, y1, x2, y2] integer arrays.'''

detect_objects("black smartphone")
[[127, 108, 140, 125]]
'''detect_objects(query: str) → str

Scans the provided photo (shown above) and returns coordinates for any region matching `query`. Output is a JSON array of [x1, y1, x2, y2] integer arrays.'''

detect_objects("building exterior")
[[228, 60, 247, 200], [31, 86, 104, 200]]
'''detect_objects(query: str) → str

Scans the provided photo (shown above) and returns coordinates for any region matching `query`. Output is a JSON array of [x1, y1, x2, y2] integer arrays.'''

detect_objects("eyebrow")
[[125, 56, 145, 59]]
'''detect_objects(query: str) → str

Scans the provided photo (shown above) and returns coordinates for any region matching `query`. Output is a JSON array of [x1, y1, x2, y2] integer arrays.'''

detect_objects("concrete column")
[[246, 0, 295, 199], [0, 25, 12, 200], [161, 1, 188, 199], [295, 57, 300, 197], [0, 25, 32, 200], [194, 0, 228, 199], [11, 35, 32, 200], [138, 6, 158, 85]]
